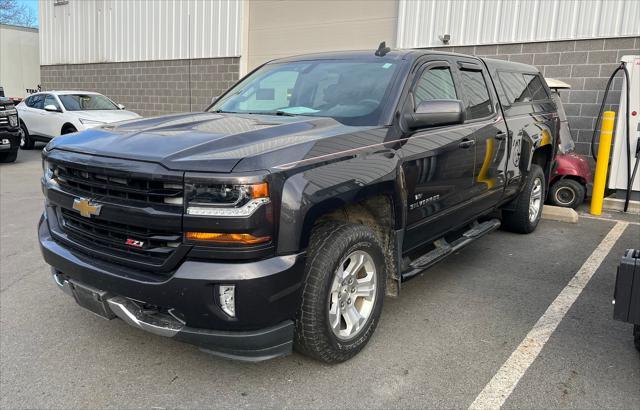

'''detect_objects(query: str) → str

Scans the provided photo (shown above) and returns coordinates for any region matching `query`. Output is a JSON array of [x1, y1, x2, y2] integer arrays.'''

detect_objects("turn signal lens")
[[250, 182, 269, 199], [185, 232, 271, 244]]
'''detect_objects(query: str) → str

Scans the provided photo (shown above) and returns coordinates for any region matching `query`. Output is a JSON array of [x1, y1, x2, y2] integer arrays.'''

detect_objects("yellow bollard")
[[590, 111, 616, 215]]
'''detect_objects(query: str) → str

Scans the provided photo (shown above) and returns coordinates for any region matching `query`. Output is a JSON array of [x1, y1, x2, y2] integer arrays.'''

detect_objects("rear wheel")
[[295, 221, 385, 363], [19, 123, 34, 150], [549, 179, 585, 209], [502, 164, 545, 234]]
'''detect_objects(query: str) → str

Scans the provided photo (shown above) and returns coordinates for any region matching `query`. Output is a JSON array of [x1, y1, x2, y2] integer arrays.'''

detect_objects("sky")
[[18, 0, 39, 27]]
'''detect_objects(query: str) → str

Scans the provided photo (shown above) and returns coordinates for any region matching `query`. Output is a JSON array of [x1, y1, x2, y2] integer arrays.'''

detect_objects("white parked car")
[[16, 91, 141, 149]]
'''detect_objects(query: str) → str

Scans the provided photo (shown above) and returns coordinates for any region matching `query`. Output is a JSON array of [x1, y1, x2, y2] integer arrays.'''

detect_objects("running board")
[[401, 219, 501, 282]]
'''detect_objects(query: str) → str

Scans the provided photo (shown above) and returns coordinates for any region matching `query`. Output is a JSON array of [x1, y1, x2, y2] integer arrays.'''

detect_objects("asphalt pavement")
[[1, 148, 639, 409]]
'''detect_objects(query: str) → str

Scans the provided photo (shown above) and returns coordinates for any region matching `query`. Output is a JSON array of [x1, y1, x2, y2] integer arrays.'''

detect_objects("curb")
[[541, 205, 579, 223]]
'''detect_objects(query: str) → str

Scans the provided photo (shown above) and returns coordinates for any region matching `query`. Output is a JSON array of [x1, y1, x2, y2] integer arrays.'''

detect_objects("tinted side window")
[[29, 95, 45, 109], [460, 69, 493, 120], [414, 67, 457, 106], [498, 72, 531, 105], [523, 74, 549, 101]]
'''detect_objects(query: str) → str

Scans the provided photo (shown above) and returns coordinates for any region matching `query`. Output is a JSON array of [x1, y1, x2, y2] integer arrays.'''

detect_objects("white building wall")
[[0, 24, 40, 98], [40, 0, 242, 65], [397, 0, 640, 49]]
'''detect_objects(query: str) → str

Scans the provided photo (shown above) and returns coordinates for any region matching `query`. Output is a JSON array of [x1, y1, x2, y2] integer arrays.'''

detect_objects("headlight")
[[8, 114, 17, 127], [185, 182, 270, 217], [42, 159, 54, 181], [79, 118, 105, 125]]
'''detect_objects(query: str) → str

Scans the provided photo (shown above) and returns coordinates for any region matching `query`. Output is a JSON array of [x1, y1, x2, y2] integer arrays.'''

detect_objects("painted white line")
[[469, 221, 628, 410], [579, 213, 640, 226]]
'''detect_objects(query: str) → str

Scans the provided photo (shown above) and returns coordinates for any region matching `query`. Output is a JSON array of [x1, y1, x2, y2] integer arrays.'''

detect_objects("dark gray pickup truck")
[[40, 47, 558, 362]]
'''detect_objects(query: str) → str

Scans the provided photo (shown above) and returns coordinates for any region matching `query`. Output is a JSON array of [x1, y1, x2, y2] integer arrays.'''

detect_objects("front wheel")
[[295, 221, 386, 363], [19, 123, 34, 150], [0, 150, 18, 163], [502, 164, 545, 234]]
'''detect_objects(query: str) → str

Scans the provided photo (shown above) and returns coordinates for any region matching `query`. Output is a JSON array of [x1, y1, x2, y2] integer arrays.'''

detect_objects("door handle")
[[458, 139, 475, 149], [495, 131, 511, 141]]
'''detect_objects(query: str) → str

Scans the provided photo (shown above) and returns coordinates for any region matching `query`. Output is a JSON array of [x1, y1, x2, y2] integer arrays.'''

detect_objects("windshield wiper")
[[249, 111, 296, 117]]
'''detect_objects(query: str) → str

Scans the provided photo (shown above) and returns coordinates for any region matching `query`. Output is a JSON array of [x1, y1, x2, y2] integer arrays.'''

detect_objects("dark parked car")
[[0, 97, 20, 163], [39, 48, 558, 362]]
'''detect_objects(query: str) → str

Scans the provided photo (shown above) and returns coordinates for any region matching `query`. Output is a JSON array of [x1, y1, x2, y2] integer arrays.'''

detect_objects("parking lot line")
[[469, 221, 629, 410]]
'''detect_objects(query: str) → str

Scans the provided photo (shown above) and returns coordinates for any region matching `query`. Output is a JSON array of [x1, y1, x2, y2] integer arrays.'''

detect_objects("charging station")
[[606, 55, 640, 211]]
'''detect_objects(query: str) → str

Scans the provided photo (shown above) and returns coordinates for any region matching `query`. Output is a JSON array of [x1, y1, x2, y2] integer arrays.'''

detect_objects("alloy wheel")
[[529, 177, 543, 222], [328, 250, 377, 340], [554, 186, 576, 206], [19, 128, 25, 148]]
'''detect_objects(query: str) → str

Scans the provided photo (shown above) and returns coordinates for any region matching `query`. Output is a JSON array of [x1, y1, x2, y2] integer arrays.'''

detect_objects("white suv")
[[16, 91, 141, 149]]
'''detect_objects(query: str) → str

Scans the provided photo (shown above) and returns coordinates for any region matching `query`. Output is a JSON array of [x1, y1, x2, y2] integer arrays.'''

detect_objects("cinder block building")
[[39, 0, 639, 157]]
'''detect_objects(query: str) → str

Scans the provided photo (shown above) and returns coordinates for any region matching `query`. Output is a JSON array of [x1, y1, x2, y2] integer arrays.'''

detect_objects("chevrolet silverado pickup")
[[39, 48, 558, 363], [0, 97, 20, 163]]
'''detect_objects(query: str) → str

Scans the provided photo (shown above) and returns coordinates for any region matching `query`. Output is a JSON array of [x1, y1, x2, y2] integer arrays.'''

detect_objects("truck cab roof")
[[268, 48, 540, 74]]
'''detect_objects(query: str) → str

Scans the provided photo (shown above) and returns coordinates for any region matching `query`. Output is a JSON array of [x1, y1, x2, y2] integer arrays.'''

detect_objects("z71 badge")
[[125, 238, 145, 248]]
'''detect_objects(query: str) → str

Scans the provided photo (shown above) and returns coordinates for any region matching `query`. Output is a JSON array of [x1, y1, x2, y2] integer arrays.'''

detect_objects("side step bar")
[[401, 218, 501, 282]]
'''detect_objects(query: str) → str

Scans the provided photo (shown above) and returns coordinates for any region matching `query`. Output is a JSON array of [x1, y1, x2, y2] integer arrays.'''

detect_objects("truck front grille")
[[60, 208, 182, 268], [54, 164, 183, 206]]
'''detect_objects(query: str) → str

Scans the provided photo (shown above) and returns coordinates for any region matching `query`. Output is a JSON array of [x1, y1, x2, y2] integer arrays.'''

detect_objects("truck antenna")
[[375, 41, 391, 57]]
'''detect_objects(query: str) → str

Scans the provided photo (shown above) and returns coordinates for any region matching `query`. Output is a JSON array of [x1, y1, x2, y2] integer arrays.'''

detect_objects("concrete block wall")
[[40, 57, 240, 118], [432, 37, 639, 159]]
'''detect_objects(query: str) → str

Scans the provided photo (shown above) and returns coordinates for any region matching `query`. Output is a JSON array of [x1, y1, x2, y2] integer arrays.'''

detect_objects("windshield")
[[210, 60, 400, 125], [59, 94, 118, 111]]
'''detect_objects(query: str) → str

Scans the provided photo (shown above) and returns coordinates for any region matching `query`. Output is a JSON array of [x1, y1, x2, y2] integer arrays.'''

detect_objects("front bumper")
[[39, 213, 306, 361]]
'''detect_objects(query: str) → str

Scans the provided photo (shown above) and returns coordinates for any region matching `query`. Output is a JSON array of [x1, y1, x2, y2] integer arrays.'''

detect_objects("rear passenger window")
[[498, 72, 531, 105], [414, 67, 457, 106], [28, 95, 44, 109], [523, 74, 549, 101], [459, 69, 493, 120]]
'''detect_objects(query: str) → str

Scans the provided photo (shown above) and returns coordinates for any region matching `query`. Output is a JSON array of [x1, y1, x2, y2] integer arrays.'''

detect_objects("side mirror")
[[117, 103, 125, 110], [405, 100, 465, 130], [44, 104, 60, 112], [211, 96, 219, 104]]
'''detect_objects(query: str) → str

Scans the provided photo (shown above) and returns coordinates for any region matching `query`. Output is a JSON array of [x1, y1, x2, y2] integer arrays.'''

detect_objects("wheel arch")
[[61, 122, 77, 134]]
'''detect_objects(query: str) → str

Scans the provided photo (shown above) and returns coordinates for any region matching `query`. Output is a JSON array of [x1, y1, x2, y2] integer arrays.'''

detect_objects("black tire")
[[502, 164, 545, 234], [634, 325, 639, 352], [19, 123, 34, 150], [295, 221, 386, 363], [549, 179, 585, 209], [61, 125, 77, 135], [0, 150, 18, 163]]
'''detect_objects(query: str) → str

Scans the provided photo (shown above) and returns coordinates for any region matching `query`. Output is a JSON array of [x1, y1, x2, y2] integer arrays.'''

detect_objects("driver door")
[[399, 59, 477, 252], [41, 94, 64, 138]]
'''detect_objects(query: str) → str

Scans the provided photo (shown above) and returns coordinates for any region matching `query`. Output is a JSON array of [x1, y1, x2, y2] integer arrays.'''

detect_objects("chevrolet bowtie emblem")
[[72, 198, 102, 218]]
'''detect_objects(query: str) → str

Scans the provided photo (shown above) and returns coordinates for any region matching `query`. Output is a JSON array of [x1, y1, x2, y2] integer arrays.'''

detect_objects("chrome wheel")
[[328, 250, 377, 340], [529, 177, 543, 222]]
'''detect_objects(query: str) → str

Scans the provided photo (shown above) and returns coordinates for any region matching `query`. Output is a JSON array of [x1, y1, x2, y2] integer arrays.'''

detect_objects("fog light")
[[1, 139, 9, 145], [218, 285, 236, 317]]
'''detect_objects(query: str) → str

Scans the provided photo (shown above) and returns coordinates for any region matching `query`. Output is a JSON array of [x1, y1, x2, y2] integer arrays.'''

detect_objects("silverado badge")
[[72, 198, 102, 218]]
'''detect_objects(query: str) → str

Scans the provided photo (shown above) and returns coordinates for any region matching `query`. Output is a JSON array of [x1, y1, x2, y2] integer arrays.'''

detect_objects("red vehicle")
[[547, 78, 593, 208]]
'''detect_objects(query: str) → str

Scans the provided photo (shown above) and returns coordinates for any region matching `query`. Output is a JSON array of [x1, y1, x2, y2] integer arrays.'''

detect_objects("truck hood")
[[46, 112, 375, 172]]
